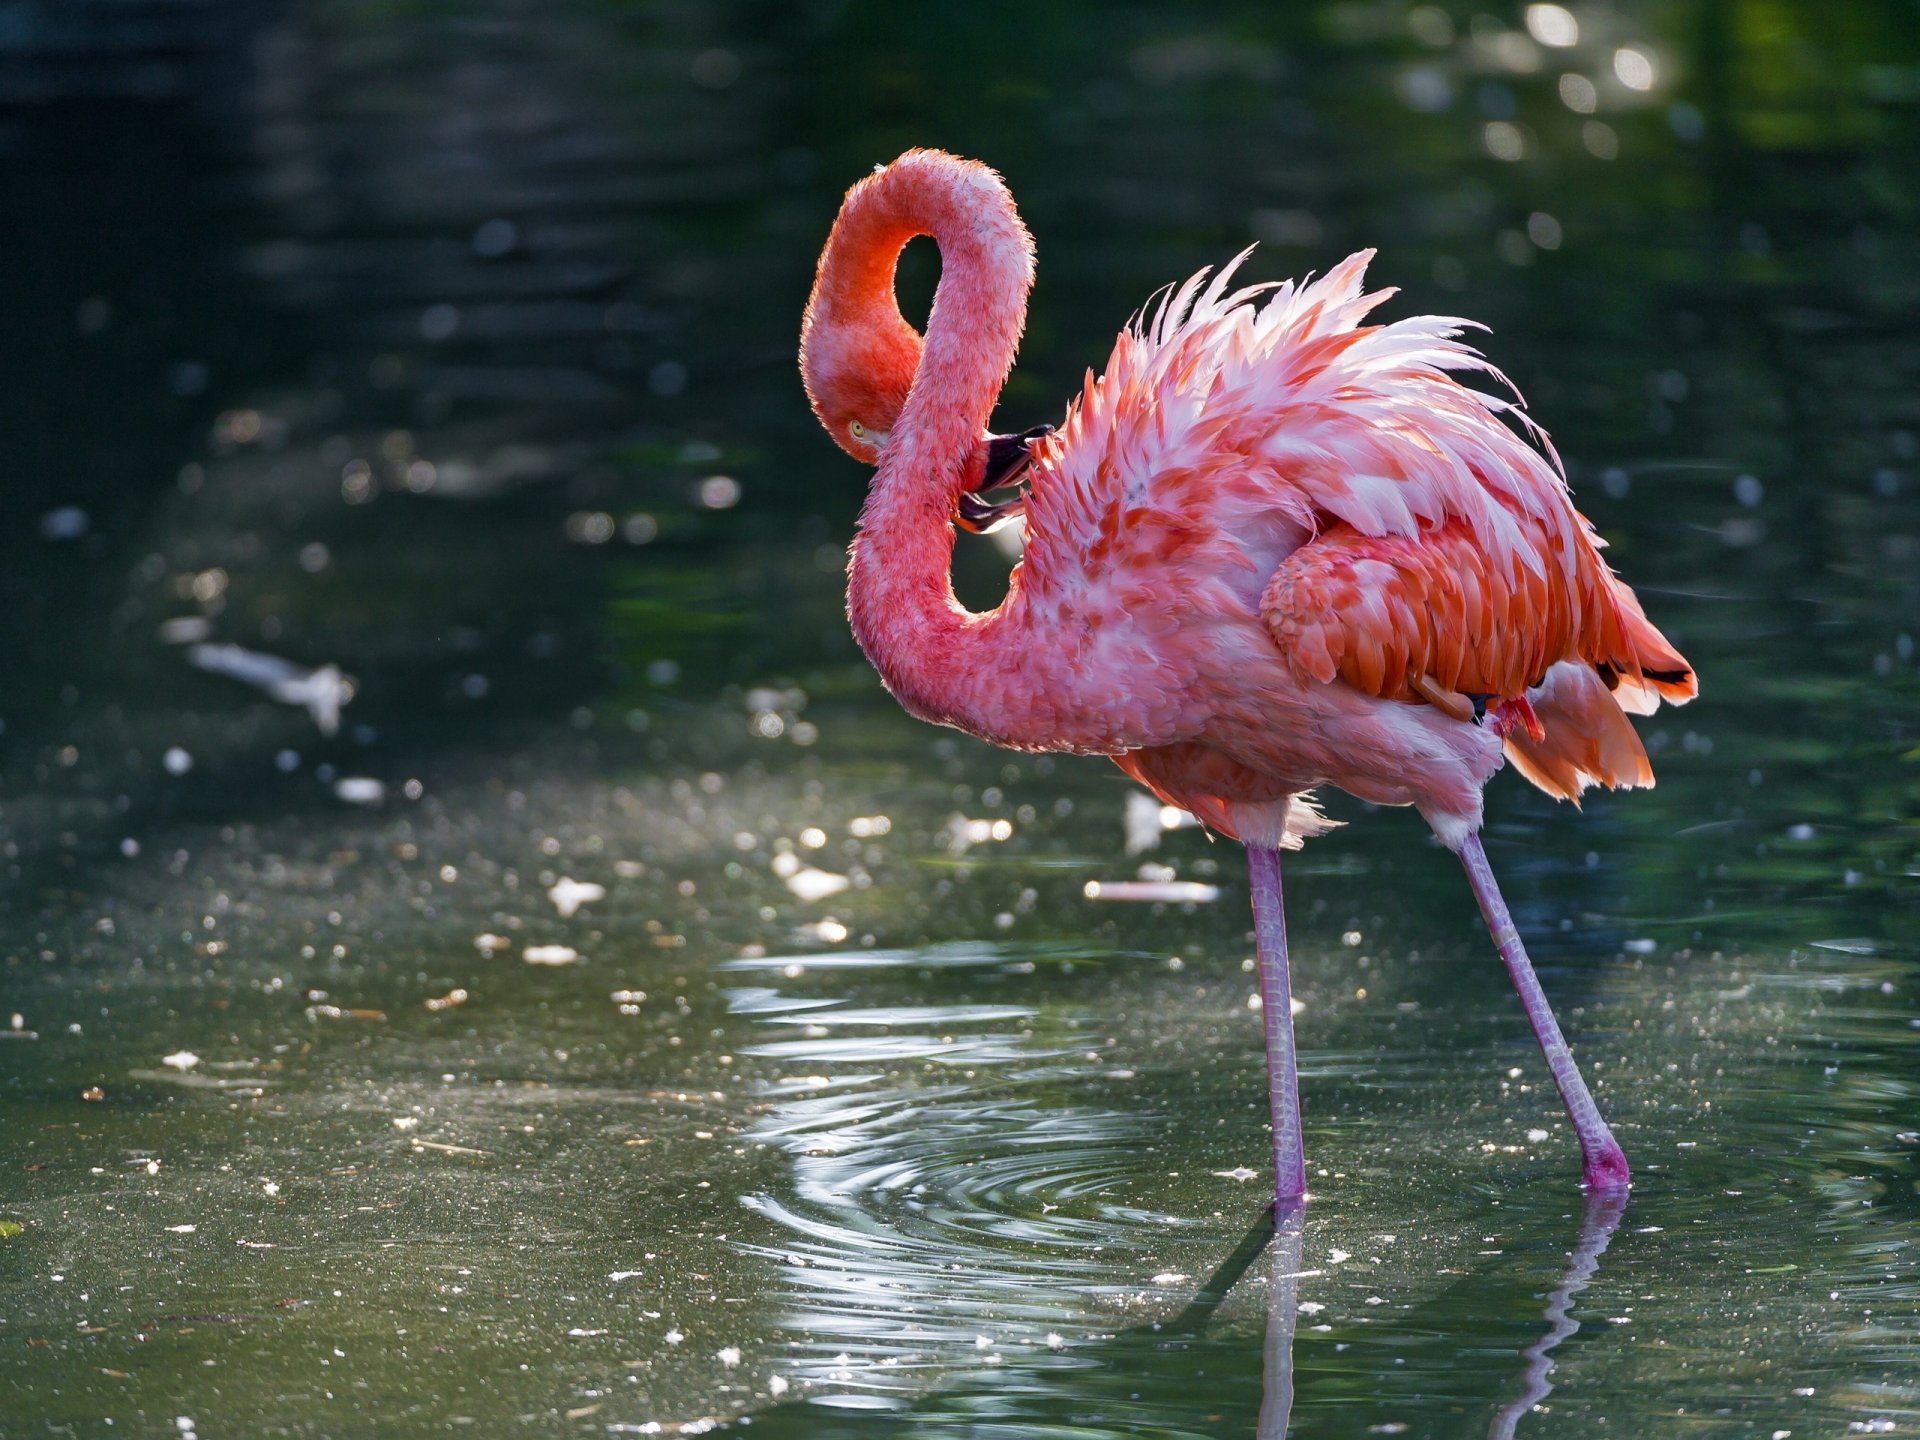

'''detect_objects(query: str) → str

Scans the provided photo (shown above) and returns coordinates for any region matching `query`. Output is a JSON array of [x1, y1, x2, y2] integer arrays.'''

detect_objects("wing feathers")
[[1017, 246, 1694, 805]]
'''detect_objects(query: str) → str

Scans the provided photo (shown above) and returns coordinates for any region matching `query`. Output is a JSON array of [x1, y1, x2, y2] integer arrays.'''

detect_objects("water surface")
[[2, 2, 1916, 1435]]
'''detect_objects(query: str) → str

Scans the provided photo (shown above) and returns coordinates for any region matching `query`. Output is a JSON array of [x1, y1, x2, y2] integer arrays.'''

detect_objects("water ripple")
[[731, 953, 1190, 1399]]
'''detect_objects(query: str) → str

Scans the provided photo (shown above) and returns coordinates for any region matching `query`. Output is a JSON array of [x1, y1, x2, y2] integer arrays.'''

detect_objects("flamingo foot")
[[1581, 1139, 1631, 1193], [1247, 843, 1308, 1207], [1456, 830, 1631, 1193]]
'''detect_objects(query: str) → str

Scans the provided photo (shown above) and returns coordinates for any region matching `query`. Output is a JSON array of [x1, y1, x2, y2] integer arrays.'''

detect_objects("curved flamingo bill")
[[955, 424, 1052, 534]]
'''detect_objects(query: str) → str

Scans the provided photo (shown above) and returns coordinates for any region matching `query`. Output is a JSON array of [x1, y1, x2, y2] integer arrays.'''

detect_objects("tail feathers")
[[1506, 661, 1654, 803], [1606, 590, 1696, 715]]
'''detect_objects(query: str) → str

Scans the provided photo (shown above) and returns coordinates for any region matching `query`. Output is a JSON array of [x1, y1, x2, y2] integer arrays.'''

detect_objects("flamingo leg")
[[1248, 843, 1308, 1207], [1457, 831, 1630, 1191]]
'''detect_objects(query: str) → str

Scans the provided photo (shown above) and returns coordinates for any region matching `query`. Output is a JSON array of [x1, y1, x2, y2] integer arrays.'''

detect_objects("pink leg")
[[1248, 844, 1308, 1207], [1458, 832, 1630, 1191]]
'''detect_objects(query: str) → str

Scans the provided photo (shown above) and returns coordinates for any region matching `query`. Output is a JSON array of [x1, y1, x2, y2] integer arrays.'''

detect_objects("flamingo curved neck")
[[837, 154, 1038, 741]]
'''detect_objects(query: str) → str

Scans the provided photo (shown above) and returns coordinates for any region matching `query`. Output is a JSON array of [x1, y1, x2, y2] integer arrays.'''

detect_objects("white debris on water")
[[163, 747, 194, 776], [547, 877, 605, 918], [333, 776, 385, 805], [186, 643, 354, 736], [522, 945, 579, 966], [716, 1347, 741, 1367], [1083, 879, 1221, 903], [784, 866, 850, 902], [1124, 791, 1199, 855], [161, 1051, 200, 1071], [770, 850, 852, 901]]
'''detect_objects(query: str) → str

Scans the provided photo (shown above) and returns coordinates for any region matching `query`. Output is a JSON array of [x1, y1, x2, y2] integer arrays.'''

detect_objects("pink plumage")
[[800, 149, 1696, 1203]]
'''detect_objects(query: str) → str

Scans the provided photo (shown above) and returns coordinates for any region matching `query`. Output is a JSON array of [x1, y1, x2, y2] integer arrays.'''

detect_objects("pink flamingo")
[[798, 150, 1695, 1204]]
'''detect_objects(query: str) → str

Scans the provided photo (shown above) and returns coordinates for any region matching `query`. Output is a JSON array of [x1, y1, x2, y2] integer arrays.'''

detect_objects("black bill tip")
[[977, 423, 1054, 493]]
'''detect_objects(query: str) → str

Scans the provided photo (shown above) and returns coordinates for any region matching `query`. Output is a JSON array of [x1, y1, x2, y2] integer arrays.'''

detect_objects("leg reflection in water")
[[1486, 1191, 1629, 1438], [1259, 1205, 1307, 1439], [1201, 1193, 1625, 1438], [1154, 1192, 1625, 1438]]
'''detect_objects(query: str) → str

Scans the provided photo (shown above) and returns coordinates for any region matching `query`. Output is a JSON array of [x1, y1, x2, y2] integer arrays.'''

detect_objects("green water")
[[1, 1, 1916, 1435]]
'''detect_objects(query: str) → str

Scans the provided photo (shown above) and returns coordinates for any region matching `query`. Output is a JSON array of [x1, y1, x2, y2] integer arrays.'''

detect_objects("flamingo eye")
[[848, 420, 866, 441]]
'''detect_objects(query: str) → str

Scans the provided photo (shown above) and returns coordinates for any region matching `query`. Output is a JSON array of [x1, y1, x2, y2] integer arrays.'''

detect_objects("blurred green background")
[[0, 1, 1916, 1435]]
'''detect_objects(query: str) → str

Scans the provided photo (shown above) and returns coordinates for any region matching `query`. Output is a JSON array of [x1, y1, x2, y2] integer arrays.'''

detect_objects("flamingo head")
[[799, 285, 923, 464]]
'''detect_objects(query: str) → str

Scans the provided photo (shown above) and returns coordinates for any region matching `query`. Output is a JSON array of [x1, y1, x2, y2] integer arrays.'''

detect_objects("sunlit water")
[[2, 1, 1917, 1436]]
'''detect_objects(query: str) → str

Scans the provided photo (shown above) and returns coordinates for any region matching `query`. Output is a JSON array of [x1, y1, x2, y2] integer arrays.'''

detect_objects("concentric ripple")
[[722, 944, 1195, 1401]]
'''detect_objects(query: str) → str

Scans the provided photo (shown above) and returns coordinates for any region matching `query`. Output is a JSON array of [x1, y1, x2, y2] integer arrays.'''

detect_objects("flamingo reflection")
[[1485, 1192, 1629, 1438], [1223, 1195, 1626, 1438]]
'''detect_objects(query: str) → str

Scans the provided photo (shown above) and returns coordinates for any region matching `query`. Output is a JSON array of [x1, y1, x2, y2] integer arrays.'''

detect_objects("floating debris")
[[523, 944, 580, 966], [332, 777, 386, 806], [187, 642, 354, 736], [474, 933, 510, 955], [162, 1051, 200, 1072], [1810, 937, 1878, 956], [771, 850, 852, 900], [785, 867, 850, 902], [128, 1068, 267, 1092], [1082, 879, 1221, 903], [411, 1138, 488, 1157], [1124, 791, 1199, 855], [306, 1005, 387, 1022], [424, 989, 469, 1012], [166, 1224, 197, 1234], [547, 877, 605, 918]]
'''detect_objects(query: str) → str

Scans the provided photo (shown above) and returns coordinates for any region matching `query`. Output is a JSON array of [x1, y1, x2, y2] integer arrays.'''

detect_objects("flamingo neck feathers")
[[837, 153, 1040, 742]]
